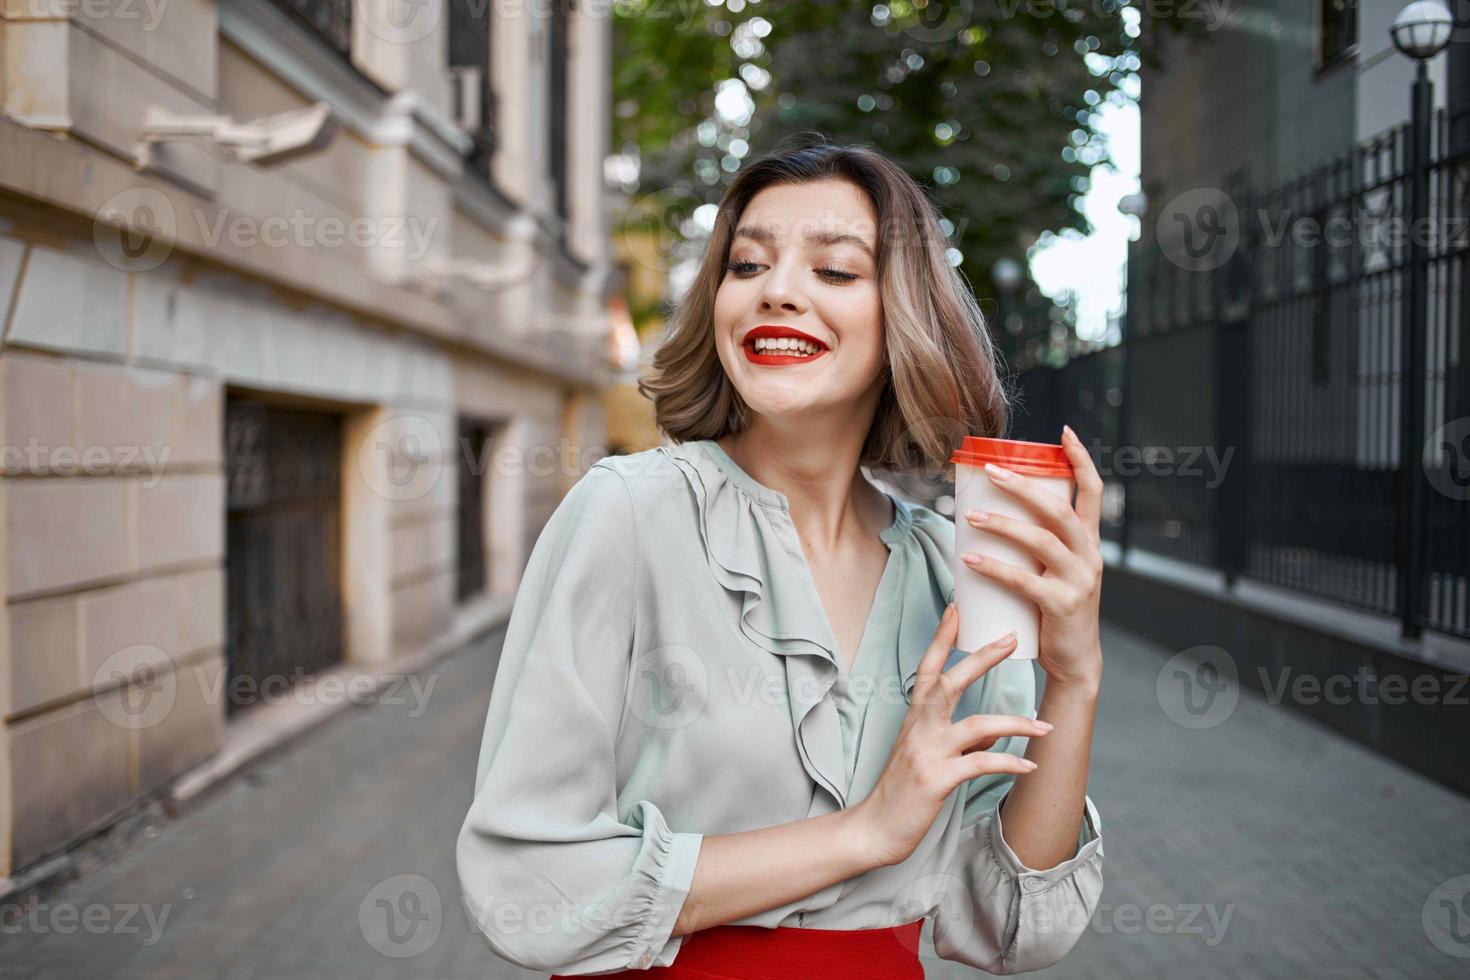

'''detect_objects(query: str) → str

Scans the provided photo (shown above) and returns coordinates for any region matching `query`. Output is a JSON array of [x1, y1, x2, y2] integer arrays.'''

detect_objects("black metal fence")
[[1010, 108, 1470, 640]]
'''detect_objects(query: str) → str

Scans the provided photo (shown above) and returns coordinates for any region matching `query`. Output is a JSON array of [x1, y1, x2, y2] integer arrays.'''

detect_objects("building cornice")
[[0, 119, 612, 390], [218, 0, 471, 179]]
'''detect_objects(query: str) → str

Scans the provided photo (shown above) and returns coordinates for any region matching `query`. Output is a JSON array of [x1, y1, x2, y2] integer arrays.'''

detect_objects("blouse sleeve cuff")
[[988, 791, 1103, 887], [631, 819, 704, 970]]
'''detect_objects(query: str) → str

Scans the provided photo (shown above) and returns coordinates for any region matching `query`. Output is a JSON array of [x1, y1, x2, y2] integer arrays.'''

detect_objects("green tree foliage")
[[612, 0, 1162, 311]]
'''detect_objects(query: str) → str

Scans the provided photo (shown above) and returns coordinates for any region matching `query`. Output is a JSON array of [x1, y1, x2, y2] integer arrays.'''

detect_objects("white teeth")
[[752, 336, 821, 356]]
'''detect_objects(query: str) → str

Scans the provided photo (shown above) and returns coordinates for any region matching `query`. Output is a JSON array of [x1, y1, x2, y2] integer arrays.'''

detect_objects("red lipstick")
[[741, 325, 830, 366]]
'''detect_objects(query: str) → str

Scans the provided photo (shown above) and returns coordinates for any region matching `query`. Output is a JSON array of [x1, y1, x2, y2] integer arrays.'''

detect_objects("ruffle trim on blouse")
[[656, 439, 953, 810], [623, 799, 705, 970]]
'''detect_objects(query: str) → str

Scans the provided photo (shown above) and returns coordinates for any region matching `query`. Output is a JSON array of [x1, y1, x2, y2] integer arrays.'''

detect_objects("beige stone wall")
[[1, 344, 227, 865], [0, 0, 618, 874]]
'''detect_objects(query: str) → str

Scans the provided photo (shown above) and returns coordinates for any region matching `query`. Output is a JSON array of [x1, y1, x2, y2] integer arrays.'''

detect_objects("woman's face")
[[713, 179, 885, 422]]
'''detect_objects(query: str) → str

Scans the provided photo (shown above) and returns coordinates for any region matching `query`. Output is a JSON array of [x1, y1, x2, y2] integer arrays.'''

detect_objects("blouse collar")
[[656, 437, 946, 812], [688, 438, 913, 546]]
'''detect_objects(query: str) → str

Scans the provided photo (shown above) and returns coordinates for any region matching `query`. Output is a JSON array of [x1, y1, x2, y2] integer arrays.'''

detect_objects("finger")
[[951, 751, 1037, 783], [962, 509, 1081, 579], [911, 602, 960, 705], [983, 462, 1091, 555], [960, 552, 1068, 613], [936, 630, 1018, 703], [948, 713, 1053, 755], [1061, 425, 1104, 537]]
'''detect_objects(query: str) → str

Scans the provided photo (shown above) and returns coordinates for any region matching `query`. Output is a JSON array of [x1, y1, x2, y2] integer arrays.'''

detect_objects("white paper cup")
[[951, 437, 1076, 660]]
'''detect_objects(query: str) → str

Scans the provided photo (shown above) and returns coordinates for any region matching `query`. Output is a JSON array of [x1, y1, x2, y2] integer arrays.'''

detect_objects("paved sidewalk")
[[2, 621, 1468, 978]]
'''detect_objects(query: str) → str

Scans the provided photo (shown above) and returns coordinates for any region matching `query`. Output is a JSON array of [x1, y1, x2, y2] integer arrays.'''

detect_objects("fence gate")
[[225, 397, 345, 715]]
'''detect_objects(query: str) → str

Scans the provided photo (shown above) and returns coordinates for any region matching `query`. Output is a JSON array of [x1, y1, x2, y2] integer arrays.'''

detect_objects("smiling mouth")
[[748, 336, 824, 355], [743, 336, 830, 365]]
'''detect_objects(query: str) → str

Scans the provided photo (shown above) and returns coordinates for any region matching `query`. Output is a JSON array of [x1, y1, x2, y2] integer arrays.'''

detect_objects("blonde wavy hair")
[[637, 136, 1010, 478]]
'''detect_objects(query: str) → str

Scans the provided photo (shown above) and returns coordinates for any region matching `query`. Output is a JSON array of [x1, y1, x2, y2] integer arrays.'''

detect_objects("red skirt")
[[549, 918, 926, 979]]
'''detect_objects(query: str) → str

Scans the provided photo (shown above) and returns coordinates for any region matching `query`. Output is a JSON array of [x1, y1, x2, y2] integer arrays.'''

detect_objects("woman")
[[456, 140, 1106, 978]]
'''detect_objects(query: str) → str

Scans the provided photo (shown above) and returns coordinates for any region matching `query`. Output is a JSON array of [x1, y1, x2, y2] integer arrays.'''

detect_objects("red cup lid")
[[950, 436, 1073, 478]]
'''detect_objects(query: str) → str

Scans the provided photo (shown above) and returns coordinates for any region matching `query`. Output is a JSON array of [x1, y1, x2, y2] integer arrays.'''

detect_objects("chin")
[[741, 387, 838, 419]]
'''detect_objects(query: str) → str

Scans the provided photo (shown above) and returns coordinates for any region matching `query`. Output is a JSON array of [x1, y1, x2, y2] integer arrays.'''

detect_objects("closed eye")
[[724, 260, 859, 284]]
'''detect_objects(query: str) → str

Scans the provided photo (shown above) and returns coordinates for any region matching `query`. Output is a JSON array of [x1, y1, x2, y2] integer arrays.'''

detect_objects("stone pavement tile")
[[1001, 622, 1470, 978], [0, 632, 521, 980], [3, 619, 1470, 979]]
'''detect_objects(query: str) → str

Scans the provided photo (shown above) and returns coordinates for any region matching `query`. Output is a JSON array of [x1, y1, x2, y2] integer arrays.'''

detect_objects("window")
[[549, 0, 572, 222], [269, 0, 352, 59], [1316, 0, 1358, 70], [456, 418, 491, 602], [449, 0, 499, 180]]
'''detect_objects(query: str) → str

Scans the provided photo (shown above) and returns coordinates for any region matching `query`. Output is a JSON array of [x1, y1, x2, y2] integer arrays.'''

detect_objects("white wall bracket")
[[134, 102, 337, 171]]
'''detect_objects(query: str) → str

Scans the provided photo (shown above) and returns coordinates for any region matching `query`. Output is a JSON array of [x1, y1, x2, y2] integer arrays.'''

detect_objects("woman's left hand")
[[958, 424, 1104, 690]]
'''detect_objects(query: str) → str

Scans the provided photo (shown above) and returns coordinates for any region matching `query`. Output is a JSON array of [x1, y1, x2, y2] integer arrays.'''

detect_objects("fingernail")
[[1003, 631, 1017, 644], [943, 602, 955, 620], [968, 510, 990, 524], [984, 462, 1013, 482], [1021, 759, 1039, 771], [1062, 424, 1075, 442], [1036, 720, 1054, 731], [961, 552, 981, 565]]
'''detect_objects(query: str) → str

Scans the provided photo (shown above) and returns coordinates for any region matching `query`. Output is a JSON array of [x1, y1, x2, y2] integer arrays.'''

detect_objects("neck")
[[717, 408, 891, 553]]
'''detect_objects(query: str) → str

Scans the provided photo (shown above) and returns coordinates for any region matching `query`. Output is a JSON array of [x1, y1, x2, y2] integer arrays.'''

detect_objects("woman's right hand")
[[849, 603, 1053, 868]]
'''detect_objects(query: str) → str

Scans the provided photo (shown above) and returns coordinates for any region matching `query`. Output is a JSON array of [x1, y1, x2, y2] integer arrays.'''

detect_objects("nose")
[[756, 259, 808, 315]]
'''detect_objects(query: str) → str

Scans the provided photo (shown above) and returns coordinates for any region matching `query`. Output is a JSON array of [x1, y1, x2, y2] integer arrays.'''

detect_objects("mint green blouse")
[[456, 438, 1104, 975]]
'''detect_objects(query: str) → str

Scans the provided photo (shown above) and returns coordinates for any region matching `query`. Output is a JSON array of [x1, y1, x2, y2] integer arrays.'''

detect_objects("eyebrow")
[[733, 224, 876, 260]]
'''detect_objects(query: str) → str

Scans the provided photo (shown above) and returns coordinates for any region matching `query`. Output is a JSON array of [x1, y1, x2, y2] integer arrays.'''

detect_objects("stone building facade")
[[0, 0, 618, 875]]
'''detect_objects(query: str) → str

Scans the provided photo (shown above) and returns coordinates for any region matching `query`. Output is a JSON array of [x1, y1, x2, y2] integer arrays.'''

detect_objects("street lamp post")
[[1390, 0, 1453, 638]]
